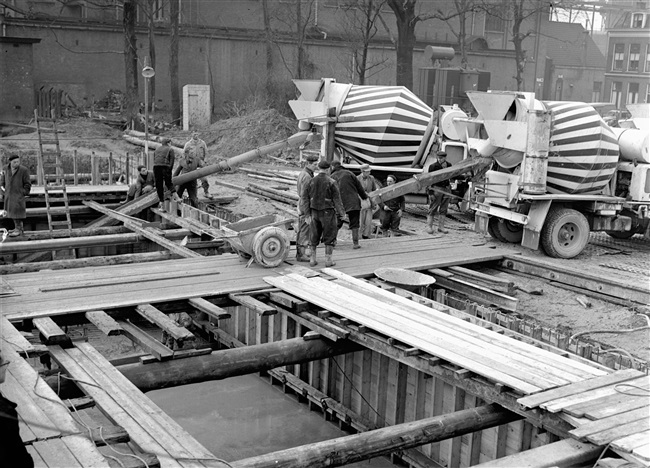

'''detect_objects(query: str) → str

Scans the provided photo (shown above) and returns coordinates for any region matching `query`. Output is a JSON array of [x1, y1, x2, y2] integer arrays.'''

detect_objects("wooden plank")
[[46, 346, 185, 468], [85, 310, 124, 336], [228, 293, 277, 316], [135, 304, 195, 341], [265, 274, 546, 394], [447, 265, 516, 295], [26, 445, 47, 468], [61, 434, 112, 467], [517, 369, 643, 409], [586, 418, 650, 446], [32, 438, 83, 467], [428, 270, 519, 312], [1, 317, 36, 355], [473, 438, 602, 467], [587, 398, 650, 420], [33, 317, 69, 345], [541, 376, 650, 417], [188, 297, 231, 319], [3, 372, 59, 440], [117, 320, 174, 361], [633, 443, 650, 463], [563, 376, 650, 418], [570, 406, 650, 440], [139, 347, 212, 365]]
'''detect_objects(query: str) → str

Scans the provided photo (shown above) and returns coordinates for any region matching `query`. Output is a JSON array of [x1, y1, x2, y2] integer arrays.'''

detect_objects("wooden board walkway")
[[1, 237, 510, 320], [263, 269, 608, 396], [48, 342, 228, 468], [518, 369, 650, 466]]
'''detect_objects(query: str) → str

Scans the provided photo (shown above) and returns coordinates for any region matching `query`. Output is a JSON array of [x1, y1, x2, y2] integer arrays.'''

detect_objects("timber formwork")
[[1, 212, 648, 467]]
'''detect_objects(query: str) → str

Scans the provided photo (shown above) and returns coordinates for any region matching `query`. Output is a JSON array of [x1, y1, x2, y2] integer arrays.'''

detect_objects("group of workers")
[[295, 150, 453, 267], [126, 131, 214, 212]]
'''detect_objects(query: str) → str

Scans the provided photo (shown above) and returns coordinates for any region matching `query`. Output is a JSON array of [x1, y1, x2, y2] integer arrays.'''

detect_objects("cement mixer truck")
[[290, 79, 650, 259]]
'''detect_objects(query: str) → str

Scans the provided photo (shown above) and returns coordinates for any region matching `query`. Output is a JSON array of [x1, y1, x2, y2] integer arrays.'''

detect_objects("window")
[[613, 44, 625, 70], [631, 12, 645, 28], [646, 83, 650, 103], [645, 45, 650, 72], [612, 81, 623, 107], [628, 82, 640, 104], [592, 81, 602, 102], [152, 0, 164, 21], [629, 44, 641, 71], [485, 3, 508, 32]]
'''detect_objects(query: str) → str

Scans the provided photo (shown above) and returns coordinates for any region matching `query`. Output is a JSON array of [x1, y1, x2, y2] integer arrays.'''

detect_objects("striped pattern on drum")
[[544, 101, 619, 194], [335, 86, 432, 166]]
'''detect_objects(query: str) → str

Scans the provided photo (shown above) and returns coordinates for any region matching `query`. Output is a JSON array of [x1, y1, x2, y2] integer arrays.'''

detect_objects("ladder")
[[35, 110, 75, 258]]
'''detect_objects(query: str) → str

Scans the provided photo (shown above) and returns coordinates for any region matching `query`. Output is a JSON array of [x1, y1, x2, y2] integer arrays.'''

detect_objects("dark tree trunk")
[[148, 0, 156, 113], [296, 0, 304, 79], [387, 0, 417, 89], [123, 0, 139, 129], [170, 0, 181, 124], [262, 0, 274, 94]]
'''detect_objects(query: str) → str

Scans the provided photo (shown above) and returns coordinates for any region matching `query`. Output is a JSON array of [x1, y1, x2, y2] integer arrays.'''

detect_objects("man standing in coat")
[[173, 147, 204, 208], [380, 175, 406, 237], [153, 138, 180, 212], [299, 160, 345, 267], [183, 132, 213, 199], [357, 164, 380, 239], [295, 153, 319, 262], [426, 151, 451, 234], [0, 155, 31, 237], [329, 160, 368, 249]]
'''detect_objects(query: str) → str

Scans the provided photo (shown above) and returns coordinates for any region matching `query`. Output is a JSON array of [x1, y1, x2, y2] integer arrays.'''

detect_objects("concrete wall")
[[0, 37, 39, 121]]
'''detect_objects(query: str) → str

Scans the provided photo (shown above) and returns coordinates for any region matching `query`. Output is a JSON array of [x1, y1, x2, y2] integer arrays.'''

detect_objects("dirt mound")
[[201, 109, 299, 164]]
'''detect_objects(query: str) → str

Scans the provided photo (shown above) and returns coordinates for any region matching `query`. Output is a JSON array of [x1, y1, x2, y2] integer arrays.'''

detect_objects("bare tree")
[[123, 0, 139, 128], [339, 0, 389, 84], [169, 0, 180, 123]]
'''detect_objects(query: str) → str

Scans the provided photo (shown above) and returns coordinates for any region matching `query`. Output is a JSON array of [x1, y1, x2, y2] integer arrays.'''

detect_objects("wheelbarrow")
[[221, 214, 294, 268]]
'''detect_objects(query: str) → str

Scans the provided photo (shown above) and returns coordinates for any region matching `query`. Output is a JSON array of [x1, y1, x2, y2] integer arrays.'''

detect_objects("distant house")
[[602, 2, 650, 108]]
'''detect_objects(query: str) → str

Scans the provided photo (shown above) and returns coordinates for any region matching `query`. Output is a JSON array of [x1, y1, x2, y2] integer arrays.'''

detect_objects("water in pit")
[[149, 373, 396, 467]]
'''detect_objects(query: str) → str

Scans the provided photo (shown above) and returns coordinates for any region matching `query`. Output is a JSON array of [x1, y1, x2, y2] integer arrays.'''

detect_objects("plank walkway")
[[1, 236, 509, 320]]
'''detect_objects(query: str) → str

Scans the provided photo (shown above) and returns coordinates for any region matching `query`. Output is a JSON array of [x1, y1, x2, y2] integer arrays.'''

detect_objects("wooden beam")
[[473, 439, 602, 467], [188, 297, 231, 319], [1, 317, 37, 355], [117, 320, 174, 361], [85, 311, 124, 336], [229, 404, 521, 468], [33, 317, 70, 346], [228, 294, 277, 316], [134, 304, 195, 342], [428, 269, 518, 311]]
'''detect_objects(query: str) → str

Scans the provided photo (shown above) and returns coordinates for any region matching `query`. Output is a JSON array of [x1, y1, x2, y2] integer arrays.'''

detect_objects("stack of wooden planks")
[[48, 342, 229, 468], [0, 340, 111, 467], [518, 369, 650, 465], [263, 269, 609, 395]]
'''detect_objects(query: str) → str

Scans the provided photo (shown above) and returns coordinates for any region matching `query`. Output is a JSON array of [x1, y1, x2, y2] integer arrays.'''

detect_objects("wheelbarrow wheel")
[[251, 226, 290, 268]]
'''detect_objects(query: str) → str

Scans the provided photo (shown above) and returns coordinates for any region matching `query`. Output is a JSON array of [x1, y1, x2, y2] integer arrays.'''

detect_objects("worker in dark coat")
[[380, 174, 405, 237], [427, 151, 451, 234], [0, 155, 31, 237], [299, 160, 345, 267], [126, 165, 155, 202], [153, 138, 180, 212], [0, 350, 34, 467], [173, 147, 204, 208], [329, 160, 368, 249], [295, 153, 320, 262], [357, 164, 381, 239]]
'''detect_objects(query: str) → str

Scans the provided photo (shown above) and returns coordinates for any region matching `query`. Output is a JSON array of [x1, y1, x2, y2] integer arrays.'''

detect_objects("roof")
[[544, 22, 606, 68]]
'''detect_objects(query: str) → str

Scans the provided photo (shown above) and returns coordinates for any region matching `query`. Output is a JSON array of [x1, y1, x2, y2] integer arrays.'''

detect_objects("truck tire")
[[487, 217, 507, 242], [495, 220, 524, 243], [541, 208, 590, 258], [251, 226, 290, 268]]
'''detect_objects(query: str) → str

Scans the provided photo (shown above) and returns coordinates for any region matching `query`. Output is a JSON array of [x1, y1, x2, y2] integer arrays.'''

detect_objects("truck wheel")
[[487, 217, 507, 242], [541, 208, 590, 258], [251, 227, 290, 268], [495, 220, 524, 243]]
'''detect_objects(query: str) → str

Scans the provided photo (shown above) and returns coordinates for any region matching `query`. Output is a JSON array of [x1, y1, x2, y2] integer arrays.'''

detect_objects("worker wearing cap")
[[126, 165, 155, 202], [380, 174, 405, 236], [295, 152, 320, 262], [0, 154, 31, 237], [183, 132, 213, 199], [173, 147, 205, 208], [299, 159, 345, 267], [330, 160, 368, 249], [357, 164, 381, 239], [426, 151, 451, 234], [153, 138, 180, 212]]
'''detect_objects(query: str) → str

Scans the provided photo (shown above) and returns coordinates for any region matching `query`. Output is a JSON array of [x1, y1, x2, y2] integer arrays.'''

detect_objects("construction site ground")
[[1, 112, 649, 365]]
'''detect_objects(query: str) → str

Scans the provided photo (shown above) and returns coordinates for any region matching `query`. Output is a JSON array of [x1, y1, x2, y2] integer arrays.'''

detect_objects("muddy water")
[[149, 374, 395, 467]]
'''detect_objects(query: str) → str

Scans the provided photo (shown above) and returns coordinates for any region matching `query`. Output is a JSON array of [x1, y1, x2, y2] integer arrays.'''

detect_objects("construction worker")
[[174, 147, 204, 208], [357, 164, 381, 239], [299, 159, 345, 267], [0, 155, 31, 237], [380, 175, 405, 236], [125, 165, 155, 202], [295, 152, 320, 262], [329, 160, 368, 249], [153, 138, 180, 212], [183, 132, 213, 199], [426, 151, 451, 234]]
